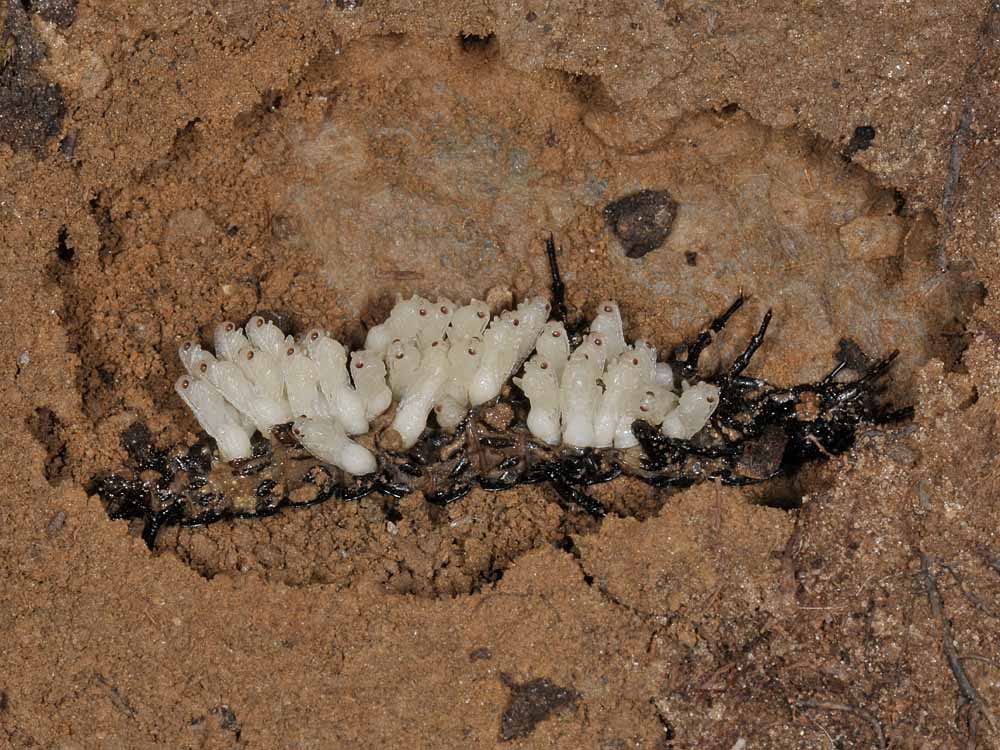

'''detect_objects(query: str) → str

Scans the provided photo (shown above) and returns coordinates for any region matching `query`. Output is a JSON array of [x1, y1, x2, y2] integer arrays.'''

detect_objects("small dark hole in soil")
[[843, 125, 876, 161], [685, 251, 698, 266], [756, 492, 803, 511], [458, 32, 496, 54], [26, 407, 68, 484], [56, 226, 74, 262]]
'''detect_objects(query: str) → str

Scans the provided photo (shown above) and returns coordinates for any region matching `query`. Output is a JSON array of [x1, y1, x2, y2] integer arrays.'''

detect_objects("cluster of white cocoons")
[[175, 296, 721, 473]]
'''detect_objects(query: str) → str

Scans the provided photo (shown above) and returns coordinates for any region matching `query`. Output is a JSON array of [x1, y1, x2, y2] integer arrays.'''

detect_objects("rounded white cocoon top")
[[637, 384, 678, 426], [292, 417, 377, 475], [661, 381, 721, 440], [179, 341, 217, 379], [504, 296, 550, 363]]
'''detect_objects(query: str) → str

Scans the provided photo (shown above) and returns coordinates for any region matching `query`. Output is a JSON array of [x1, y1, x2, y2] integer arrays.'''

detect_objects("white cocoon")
[[594, 351, 643, 448], [308, 333, 368, 435], [590, 301, 626, 359], [213, 322, 250, 362], [392, 343, 450, 448], [416, 298, 455, 350], [292, 417, 377, 475], [246, 316, 290, 357], [560, 354, 601, 447], [236, 346, 284, 401], [661, 381, 721, 440], [515, 356, 561, 445], [206, 359, 291, 432], [449, 300, 490, 339], [350, 349, 392, 419], [280, 345, 328, 420], [536, 321, 569, 378], [469, 318, 518, 406], [388, 339, 422, 398], [175, 375, 253, 461]]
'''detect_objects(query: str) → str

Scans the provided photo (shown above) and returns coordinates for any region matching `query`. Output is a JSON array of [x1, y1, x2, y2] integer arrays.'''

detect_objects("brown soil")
[[3, 1, 1000, 747]]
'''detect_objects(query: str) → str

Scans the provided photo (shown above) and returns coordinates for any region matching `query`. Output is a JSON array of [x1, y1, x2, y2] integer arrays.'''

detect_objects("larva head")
[[450, 299, 491, 338], [246, 315, 288, 355], [178, 340, 201, 372], [302, 328, 327, 358]]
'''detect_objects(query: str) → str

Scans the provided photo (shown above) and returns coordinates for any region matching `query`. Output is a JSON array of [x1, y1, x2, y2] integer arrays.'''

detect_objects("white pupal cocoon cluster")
[[174, 293, 723, 472]]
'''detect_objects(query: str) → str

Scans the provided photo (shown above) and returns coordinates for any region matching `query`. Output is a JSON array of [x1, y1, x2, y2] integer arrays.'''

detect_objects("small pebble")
[[604, 189, 678, 258]]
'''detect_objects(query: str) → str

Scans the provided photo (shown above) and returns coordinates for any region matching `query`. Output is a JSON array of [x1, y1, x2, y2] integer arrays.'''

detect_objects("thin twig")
[[795, 699, 887, 750], [919, 551, 999, 746]]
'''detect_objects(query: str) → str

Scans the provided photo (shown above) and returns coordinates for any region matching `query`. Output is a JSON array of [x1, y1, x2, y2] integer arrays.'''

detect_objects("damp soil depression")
[[3, 5, 1000, 749]]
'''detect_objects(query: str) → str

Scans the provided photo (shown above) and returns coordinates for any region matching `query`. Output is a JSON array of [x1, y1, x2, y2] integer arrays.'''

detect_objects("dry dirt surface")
[[3, 1, 1000, 748]]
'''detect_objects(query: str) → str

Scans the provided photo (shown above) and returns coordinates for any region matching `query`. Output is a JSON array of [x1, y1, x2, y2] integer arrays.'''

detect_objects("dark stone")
[[603, 189, 678, 258], [684, 250, 698, 266], [469, 647, 492, 661], [499, 675, 579, 741]]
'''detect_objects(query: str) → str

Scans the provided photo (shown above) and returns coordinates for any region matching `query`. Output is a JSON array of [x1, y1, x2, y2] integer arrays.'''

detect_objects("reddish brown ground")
[[2, 1, 1000, 748]]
